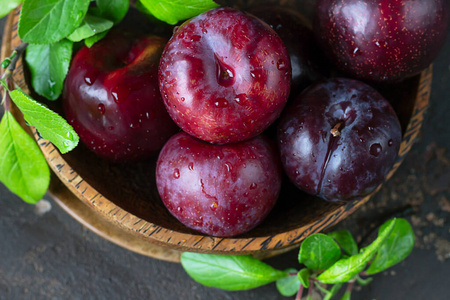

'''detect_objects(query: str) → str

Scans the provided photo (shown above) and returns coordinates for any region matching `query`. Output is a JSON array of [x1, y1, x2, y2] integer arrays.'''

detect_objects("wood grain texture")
[[1, 3, 431, 258]]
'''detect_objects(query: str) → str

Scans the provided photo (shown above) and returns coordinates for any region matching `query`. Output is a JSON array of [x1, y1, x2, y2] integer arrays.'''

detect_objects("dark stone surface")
[[1, 11, 449, 300]]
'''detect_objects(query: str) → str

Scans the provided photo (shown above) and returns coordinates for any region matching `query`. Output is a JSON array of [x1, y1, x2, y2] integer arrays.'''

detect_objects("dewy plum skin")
[[63, 30, 179, 162], [277, 78, 402, 202], [156, 132, 282, 237], [314, 0, 450, 82], [159, 7, 291, 144]]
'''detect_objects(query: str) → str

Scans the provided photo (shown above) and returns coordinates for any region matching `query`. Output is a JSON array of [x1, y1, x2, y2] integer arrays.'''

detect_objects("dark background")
[[1, 10, 449, 300]]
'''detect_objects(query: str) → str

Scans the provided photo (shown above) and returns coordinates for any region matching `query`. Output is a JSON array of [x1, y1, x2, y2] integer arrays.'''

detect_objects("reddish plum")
[[63, 30, 179, 162], [159, 7, 291, 144], [156, 132, 282, 237], [277, 78, 402, 202], [314, 0, 449, 82]]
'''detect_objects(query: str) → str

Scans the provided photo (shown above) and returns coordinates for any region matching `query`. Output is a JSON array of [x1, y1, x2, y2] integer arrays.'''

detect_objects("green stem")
[[1, 74, 13, 112], [1, 42, 29, 112], [3, 42, 28, 72]]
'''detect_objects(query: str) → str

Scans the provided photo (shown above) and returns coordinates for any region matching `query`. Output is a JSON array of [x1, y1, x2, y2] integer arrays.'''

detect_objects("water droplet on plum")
[[352, 47, 361, 56], [210, 202, 218, 211], [129, 123, 141, 129], [173, 168, 180, 179], [214, 98, 229, 108], [97, 103, 105, 114], [84, 76, 94, 85], [111, 91, 119, 102], [234, 93, 247, 105], [276, 59, 286, 70], [250, 70, 262, 79], [369, 143, 382, 157], [224, 162, 233, 172], [190, 35, 201, 42]]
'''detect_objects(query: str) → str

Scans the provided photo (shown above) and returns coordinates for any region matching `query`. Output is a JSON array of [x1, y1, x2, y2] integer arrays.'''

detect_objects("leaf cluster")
[[180, 218, 415, 299]]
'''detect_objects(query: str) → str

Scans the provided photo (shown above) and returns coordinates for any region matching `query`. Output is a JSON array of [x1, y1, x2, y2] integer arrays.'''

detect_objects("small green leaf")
[[366, 218, 415, 275], [298, 268, 310, 288], [314, 282, 343, 300], [9, 89, 79, 153], [340, 291, 351, 300], [0, 0, 23, 19], [18, 0, 90, 44], [328, 230, 359, 255], [67, 14, 113, 42], [2, 54, 14, 69], [276, 268, 300, 297], [90, 0, 129, 24], [138, 0, 219, 25], [84, 31, 108, 48], [0, 111, 50, 204], [299, 233, 341, 271], [181, 253, 288, 291], [25, 39, 73, 100], [326, 283, 344, 300], [318, 219, 397, 284], [355, 275, 373, 286]]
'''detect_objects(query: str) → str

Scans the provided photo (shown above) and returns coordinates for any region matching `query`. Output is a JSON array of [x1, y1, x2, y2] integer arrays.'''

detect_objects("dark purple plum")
[[156, 132, 282, 237], [248, 5, 328, 94], [159, 7, 291, 144], [63, 30, 179, 162], [277, 78, 402, 202], [314, 0, 449, 82]]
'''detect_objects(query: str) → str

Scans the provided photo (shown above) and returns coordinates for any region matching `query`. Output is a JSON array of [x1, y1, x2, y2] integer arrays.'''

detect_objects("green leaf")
[[276, 268, 300, 297], [9, 89, 79, 153], [25, 39, 73, 100], [84, 31, 108, 48], [298, 233, 341, 271], [318, 219, 397, 284], [0, 111, 50, 204], [298, 268, 310, 288], [138, 0, 219, 25], [181, 253, 288, 291], [90, 0, 129, 24], [0, 0, 23, 18], [355, 275, 373, 286], [366, 218, 415, 275], [328, 230, 359, 255], [67, 14, 113, 42], [18, 0, 90, 44]]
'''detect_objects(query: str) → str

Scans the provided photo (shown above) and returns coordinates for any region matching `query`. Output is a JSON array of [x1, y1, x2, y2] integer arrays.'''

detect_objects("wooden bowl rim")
[[1, 6, 433, 255]]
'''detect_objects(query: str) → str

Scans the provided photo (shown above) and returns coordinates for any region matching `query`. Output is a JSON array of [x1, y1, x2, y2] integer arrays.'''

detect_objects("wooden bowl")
[[1, 3, 432, 262]]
